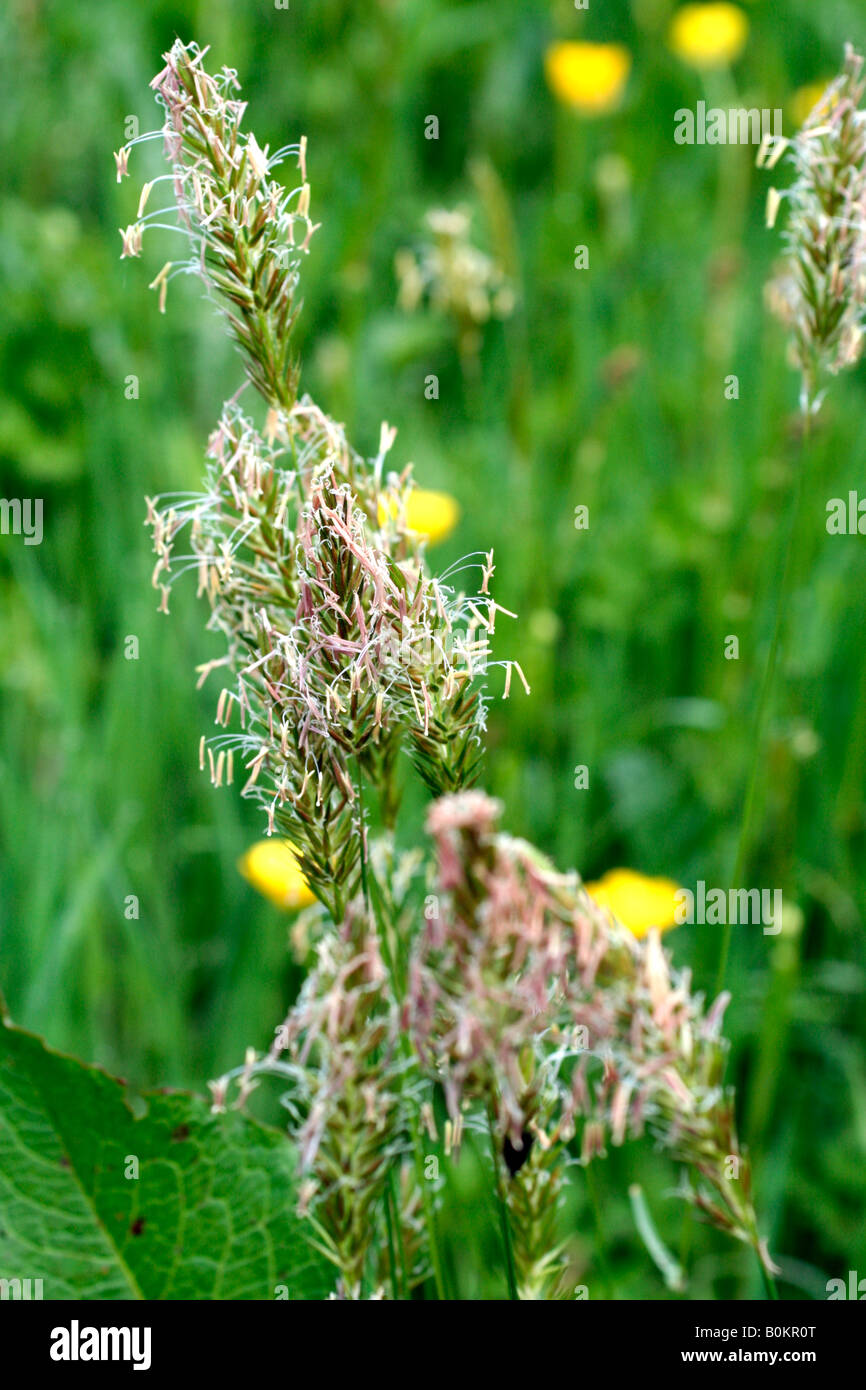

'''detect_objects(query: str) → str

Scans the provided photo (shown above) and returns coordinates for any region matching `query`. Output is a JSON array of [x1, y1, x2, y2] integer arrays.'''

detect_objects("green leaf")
[[384, 552, 409, 595], [0, 1014, 330, 1300]]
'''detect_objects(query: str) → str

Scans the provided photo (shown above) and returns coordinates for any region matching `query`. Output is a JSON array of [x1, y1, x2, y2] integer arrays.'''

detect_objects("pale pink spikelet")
[[762, 45, 866, 412], [408, 793, 776, 1293]]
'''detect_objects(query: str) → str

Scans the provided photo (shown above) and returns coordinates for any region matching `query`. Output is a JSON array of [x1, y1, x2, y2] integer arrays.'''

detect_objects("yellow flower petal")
[[378, 488, 460, 546], [238, 839, 316, 910], [790, 81, 833, 129], [668, 4, 749, 70], [406, 488, 460, 544], [585, 868, 682, 939], [544, 42, 632, 116]]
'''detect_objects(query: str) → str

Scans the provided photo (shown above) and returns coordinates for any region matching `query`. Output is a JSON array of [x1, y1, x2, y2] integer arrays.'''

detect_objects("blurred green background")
[[1, 0, 865, 1298]]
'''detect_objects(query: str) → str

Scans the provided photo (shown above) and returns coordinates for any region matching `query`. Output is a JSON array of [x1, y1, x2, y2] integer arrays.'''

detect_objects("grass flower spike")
[[396, 207, 515, 358], [135, 41, 505, 919], [144, 44, 317, 407], [274, 903, 406, 1298], [127, 39, 773, 1303], [761, 46, 866, 413], [408, 794, 776, 1296]]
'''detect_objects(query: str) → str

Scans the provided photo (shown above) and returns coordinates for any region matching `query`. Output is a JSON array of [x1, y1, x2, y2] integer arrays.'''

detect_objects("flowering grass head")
[[275, 902, 406, 1297], [129, 38, 772, 1303], [396, 207, 514, 358], [130, 41, 516, 920], [141, 42, 316, 407], [761, 45, 866, 413], [409, 793, 776, 1286]]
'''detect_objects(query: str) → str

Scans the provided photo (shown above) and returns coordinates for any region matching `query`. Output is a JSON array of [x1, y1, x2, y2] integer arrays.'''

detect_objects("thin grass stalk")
[[487, 1109, 519, 1301], [717, 422, 808, 996]]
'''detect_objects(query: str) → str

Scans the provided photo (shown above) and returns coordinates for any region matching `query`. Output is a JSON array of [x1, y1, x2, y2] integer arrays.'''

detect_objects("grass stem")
[[487, 1111, 519, 1300], [717, 415, 809, 994]]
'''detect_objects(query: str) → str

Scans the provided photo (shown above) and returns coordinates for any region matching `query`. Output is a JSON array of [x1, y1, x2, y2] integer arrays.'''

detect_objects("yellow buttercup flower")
[[238, 839, 316, 910], [790, 82, 832, 129], [378, 488, 460, 545], [585, 868, 681, 939], [544, 42, 632, 116], [668, 4, 748, 70], [407, 488, 460, 543]]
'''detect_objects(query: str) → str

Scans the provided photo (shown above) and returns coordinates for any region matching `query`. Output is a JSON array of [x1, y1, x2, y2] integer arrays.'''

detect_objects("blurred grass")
[[1, 0, 865, 1297]]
